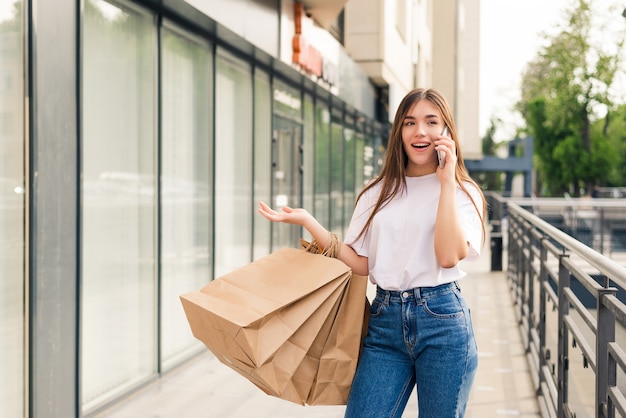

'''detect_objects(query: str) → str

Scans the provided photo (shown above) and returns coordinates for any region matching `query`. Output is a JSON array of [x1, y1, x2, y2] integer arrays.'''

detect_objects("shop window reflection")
[[81, 0, 157, 411], [0, 1, 25, 417], [160, 24, 213, 370]]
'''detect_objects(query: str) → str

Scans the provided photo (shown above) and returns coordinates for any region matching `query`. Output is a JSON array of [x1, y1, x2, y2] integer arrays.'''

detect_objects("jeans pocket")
[[369, 298, 385, 318], [422, 290, 464, 319]]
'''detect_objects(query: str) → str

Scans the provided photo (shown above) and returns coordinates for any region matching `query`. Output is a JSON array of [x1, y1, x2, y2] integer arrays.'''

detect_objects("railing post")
[[597, 283, 617, 418], [599, 207, 604, 254], [490, 220, 503, 271], [518, 220, 528, 321], [514, 217, 524, 314], [507, 214, 518, 290], [537, 239, 548, 394], [527, 231, 536, 351], [557, 253, 570, 418]]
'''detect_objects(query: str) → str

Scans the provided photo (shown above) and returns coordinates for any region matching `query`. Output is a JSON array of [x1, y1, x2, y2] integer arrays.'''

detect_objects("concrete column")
[[29, 0, 79, 416]]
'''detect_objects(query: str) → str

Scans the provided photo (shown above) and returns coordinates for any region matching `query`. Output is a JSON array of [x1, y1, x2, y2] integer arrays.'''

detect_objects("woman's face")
[[401, 99, 445, 176]]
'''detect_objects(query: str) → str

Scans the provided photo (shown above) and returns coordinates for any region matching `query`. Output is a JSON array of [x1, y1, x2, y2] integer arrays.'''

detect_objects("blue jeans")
[[345, 282, 478, 418]]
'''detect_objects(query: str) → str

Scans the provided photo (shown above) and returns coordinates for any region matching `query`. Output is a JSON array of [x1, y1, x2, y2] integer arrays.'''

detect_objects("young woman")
[[258, 88, 486, 418]]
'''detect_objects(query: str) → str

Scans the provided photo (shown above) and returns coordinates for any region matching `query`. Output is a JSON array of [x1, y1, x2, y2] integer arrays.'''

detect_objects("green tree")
[[602, 103, 626, 186], [518, 0, 625, 196]]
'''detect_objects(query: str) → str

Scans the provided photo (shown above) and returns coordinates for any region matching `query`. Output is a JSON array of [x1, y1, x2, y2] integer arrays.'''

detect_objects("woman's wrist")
[[439, 179, 456, 192], [302, 214, 323, 234]]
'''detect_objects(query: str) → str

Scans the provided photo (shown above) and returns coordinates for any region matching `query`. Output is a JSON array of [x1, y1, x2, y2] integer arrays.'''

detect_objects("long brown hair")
[[353, 88, 486, 244]]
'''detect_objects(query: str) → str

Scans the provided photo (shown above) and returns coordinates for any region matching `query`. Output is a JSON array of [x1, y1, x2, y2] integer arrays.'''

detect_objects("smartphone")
[[437, 126, 448, 167]]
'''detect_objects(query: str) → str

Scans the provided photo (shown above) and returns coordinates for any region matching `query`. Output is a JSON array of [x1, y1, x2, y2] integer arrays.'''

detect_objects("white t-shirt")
[[344, 174, 484, 290]]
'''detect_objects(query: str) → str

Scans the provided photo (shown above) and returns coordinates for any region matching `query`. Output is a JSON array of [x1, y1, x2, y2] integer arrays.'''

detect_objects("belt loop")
[[412, 287, 421, 301], [378, 286, 390, 305]]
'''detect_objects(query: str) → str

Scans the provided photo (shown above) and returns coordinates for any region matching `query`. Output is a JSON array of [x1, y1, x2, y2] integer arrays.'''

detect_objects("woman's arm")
[[257, 202, 369, 275], [434, 182, 468, 268], [434, 134, 469, 268]]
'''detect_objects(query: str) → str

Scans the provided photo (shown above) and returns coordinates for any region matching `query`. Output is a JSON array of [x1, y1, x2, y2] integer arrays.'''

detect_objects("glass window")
[[82, 0, 157, 411], [354, 132, 366, 189], [343, 127, 355, 236], [271, 116, 301, 249], [273, 79, 301, 120], [270, 80, 302, 250], [214, 48, 253, 277], [363, 134, 372, 180], [253, 70, 272, 260], [314, 103, 330, 227], [330, 120, 344, 234], [0, 1, 25, 417], [301, 94, 315, 240], [160, 23, 212, 370]]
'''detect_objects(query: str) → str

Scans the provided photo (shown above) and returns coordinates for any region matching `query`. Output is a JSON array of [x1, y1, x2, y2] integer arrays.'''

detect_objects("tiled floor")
[[462, 271, 541, 417], [97, 249, 541, 418]]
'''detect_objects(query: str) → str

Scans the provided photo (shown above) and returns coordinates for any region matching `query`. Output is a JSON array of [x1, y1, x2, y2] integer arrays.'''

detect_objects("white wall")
[[184, 0, 280, 56], [345, 0, 417, 121]]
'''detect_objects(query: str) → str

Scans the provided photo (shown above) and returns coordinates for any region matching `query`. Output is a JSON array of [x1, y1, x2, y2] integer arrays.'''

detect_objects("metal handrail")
[[486, 193, 626, 418], [508, 201, 626, 289]]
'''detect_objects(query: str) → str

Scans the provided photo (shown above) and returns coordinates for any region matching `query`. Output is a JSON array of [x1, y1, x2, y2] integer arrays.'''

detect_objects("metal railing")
[[487, 193, 626, 418]]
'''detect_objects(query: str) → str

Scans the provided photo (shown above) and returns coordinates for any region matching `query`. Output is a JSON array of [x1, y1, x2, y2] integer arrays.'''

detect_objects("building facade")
[[0, 0, 480, 416], [345, 0, 482, 158]]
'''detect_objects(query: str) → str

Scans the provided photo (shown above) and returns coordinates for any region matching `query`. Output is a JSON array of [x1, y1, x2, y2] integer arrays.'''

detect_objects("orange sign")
[[292, 2, 323, 78]]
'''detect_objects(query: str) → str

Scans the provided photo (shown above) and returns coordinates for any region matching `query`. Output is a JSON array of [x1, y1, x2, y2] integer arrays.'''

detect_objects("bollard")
[[491, 232, 503, 271]]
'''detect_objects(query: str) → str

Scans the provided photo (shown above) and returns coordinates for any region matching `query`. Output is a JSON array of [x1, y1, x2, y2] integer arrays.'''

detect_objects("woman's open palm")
[[257, 201, 311, 226]]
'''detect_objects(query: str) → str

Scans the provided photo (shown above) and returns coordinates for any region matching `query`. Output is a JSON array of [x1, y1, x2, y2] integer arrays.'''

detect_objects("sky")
[[479, 0, 572, 141], [479, 0, 626, 142]]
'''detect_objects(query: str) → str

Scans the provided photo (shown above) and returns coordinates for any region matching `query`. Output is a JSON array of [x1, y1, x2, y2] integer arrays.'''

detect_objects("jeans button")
[[402, 291, 409, 298]]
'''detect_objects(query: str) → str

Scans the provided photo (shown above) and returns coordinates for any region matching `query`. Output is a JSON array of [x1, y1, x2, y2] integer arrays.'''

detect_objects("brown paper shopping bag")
[[306, 272, 369, 404], [180, 247, 369, 405]]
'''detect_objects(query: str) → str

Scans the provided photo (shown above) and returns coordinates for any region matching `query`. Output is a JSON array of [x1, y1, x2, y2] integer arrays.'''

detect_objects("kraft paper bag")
[[180, 247, 369, 405], [306, 272, 369, 405]]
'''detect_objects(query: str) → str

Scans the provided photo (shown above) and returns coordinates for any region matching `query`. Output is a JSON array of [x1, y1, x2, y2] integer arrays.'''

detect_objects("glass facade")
[[252, 70, 272, 260], [0, 1, 25, 417], [271, 80, 302, 250], [82, 0, 157, 410], [343, 125, 356, 238], [1, 0, 383, 415], [301, 93, 315, 239], [330, 118, 344, 234], [313, 103, 331, 228], [160, 23, 213, 369], [214, 49, 254, 277]]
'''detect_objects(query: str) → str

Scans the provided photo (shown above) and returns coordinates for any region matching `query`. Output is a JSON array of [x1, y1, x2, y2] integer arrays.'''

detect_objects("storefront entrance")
[[271, 116, 303, 250]]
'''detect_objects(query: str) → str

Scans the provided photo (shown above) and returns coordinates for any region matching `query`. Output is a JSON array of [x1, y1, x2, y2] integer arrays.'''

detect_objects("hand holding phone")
[[437, 127, 448, 168]]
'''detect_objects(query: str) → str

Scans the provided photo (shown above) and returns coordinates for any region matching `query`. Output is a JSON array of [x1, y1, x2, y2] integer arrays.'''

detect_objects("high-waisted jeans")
[[345, 281, 478, 418]]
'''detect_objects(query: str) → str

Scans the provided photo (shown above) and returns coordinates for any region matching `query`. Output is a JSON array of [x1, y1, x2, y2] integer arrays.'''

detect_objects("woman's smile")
[[410, 141, 433, 151]]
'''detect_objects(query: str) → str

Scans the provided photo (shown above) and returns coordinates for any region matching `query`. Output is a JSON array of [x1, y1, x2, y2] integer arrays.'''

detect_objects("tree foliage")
[[518, 0, 625, 196], [603, 104, 626, 186]]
